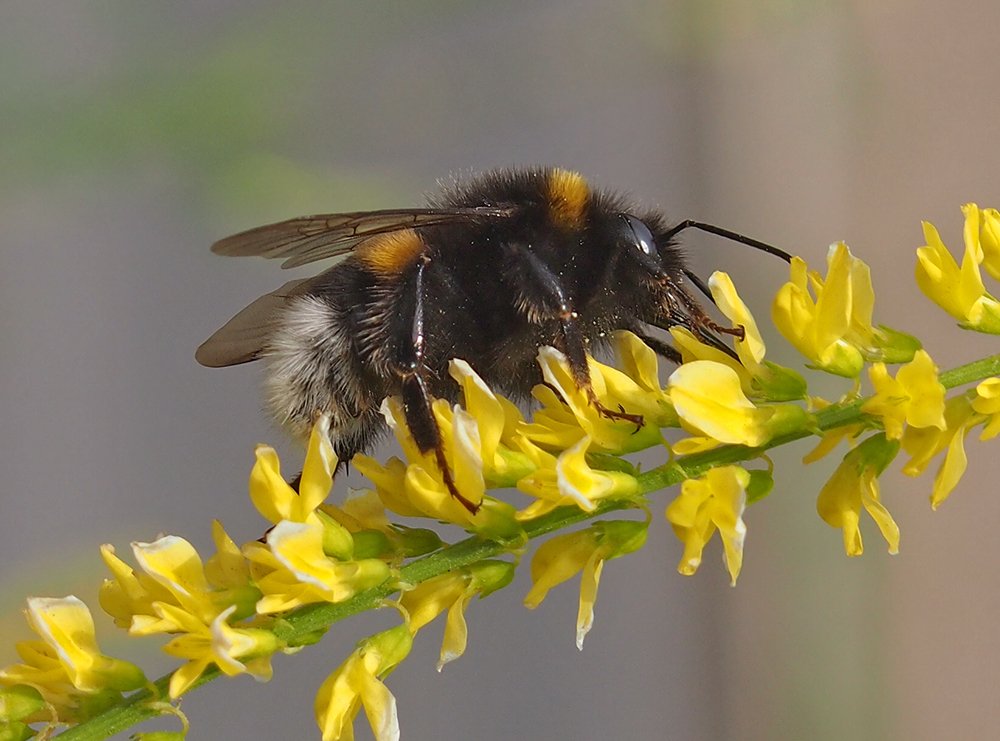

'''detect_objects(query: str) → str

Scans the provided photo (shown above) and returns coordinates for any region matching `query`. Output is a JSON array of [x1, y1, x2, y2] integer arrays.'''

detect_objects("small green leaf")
[[746, 470, 775, 504]]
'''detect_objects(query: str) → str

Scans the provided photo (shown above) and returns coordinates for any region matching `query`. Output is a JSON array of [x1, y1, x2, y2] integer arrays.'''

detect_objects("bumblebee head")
[[615, 213, 671, 286]]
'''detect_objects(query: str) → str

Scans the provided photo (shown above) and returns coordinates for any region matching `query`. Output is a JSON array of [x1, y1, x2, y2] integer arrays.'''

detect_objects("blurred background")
[[2, 1, 999, 739]]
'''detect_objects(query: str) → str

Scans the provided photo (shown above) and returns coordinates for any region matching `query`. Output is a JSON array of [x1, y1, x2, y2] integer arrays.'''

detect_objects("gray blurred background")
[[2, 1, 999, 739]]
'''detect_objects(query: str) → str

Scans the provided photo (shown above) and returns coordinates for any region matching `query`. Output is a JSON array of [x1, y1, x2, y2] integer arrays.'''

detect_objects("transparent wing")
[[195, 278, 314, 367], [211, 207, 514, 269]]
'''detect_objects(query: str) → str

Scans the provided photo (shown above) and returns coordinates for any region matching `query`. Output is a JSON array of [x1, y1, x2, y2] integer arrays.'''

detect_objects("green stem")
[[939, 353, 1000, 389], [54, 352, 1000, 740]]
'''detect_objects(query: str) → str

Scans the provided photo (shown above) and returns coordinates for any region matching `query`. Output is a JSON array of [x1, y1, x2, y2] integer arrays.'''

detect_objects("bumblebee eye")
[[619, 214, 658, 258]]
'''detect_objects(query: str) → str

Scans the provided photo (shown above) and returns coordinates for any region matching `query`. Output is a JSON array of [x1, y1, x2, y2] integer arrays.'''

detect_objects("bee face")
[[198, 167, 786, 511]]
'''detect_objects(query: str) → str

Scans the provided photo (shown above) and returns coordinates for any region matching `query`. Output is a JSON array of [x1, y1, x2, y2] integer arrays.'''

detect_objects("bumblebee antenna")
[[664, 220, 792, 263]]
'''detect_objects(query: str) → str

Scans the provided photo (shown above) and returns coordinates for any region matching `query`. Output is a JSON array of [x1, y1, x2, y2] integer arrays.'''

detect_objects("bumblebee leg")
[[393, 257, 480, 513], [649, 277, 741, 362], [564, 312, 644, 429], [505, 244, 644, 429], [633, 331, 683, 365], [682, 268, 714, 303], [398, 372, 479, 513], [670, 277, 745, 344]]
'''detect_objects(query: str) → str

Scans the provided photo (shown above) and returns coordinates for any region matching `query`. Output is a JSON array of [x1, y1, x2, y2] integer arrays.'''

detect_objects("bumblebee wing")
[[211, 207, 514, 269], [195, 278, 312, 367]]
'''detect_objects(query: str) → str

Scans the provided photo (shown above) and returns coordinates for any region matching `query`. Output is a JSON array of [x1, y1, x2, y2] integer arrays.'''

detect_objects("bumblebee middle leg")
[[504, 244, 644, 429]]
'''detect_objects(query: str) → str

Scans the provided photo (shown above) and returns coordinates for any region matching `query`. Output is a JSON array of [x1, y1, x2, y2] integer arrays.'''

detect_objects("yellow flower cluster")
[[788, 208, 1000, 554], [5, 204, 1000, 741], [101, 531, 279, 698], [0, 597, 144, 730], [900, 380, 1000, 510], [354, 343, 684, 533], [772, 242, 921, 376], [1, 419, 408, 738], [916, 203, 1000, 333]]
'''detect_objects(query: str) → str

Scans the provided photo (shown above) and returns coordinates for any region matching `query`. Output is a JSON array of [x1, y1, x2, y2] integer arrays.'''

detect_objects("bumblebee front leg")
[[655, 275, 743, 361], [505, 245, 643, 429], [632, 331, 683, 365], [393, 256, 480, 514]]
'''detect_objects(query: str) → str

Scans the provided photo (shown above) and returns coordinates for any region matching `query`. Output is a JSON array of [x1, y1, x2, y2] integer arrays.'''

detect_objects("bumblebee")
[[197, 167, 788, 511]]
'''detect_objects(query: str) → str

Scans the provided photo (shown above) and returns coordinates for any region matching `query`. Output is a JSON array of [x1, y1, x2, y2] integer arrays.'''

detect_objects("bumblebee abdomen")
[[263, 266, 389, 457]]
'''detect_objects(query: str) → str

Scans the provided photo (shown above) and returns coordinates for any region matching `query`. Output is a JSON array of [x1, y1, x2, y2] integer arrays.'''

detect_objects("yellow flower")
[[101, 532, 280, 700], [972, 378, 1000, 440], [802, 424, 865, 464], [774, 243, 918, 376], [205, 520, 253, 590], [354, 397, 521, 538], [322, 489, 393, 534], [772, 245, 865, 376], [99, 543, 169, 631], [665, 466, 749, 585], [352, 455, 422, 519], [522, 346, 670, 453], [164, 605, 280, 698], [668, 271, 810, 401], [915, 207, 1000, 333], [708, 271, 766, 372], [524, 521, 647, 649], [131, 536, 217, 619], [667, 361, 810, 449], [250, 413, 338, 526], [515, 436, 641, 520], [448, 358, 534, 486], [976, 204, 1000, 280], [669, 328, 808, 404], [817, 435, 900, 556], [612, 330, 668, 396], [106, 537, 222, 635], [0, 597, 144, 722], [861, 350, 946, 440], [244, 521, 391, 614], [399, 560, 514, 670], [363, 360, 536, 521], [670, 325, 743, 372], [100, 528, 260, 639], [609, 331, 679, 425], [901, 395, 980, 509], [320, 490, 443, 560], [314, 625, 412, 741]]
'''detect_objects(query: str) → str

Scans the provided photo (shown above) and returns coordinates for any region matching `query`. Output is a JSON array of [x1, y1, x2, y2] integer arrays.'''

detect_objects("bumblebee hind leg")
[[399, 372, 479, 513], [392, 256, 480, 514]]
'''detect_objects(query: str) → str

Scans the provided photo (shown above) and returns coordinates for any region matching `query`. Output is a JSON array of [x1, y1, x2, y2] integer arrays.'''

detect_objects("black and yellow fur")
[[198, 167, 783, 511]]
